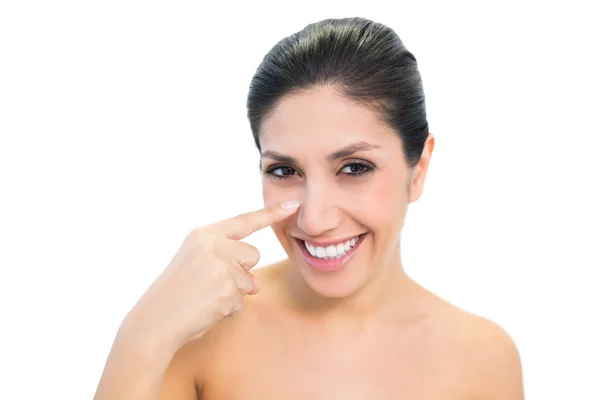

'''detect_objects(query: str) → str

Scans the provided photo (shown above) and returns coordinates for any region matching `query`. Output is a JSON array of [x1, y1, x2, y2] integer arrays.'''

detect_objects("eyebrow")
[[260, 141, 380, 163]]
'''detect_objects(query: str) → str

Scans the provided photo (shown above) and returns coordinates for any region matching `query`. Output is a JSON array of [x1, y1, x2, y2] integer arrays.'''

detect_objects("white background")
[[1, 1, 599, 398]]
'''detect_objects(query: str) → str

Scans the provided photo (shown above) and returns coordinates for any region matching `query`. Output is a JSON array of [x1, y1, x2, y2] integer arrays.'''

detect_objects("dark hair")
[[246, 17, 429, 168]]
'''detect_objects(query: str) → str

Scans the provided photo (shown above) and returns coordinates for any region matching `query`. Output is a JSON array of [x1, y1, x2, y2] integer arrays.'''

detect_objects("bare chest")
[[201, 323, 472, 400]]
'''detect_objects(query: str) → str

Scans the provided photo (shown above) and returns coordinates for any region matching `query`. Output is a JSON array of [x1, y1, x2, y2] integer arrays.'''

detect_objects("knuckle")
[[199, 236, 220, 253], [215, 293, 230, 317], [242, 244, 260, 263], [218, 275, 237, 298], [217, 285, 240, 318], [187, 227, 206, 239], [229, 293, 244, 316], [241, 275, 253, 294], [208, 263, 228, 288], [249, 247, 260, 264], [231, 302, 243, 317], [237, 243, 260, 269], [215, 260, 232, 277]]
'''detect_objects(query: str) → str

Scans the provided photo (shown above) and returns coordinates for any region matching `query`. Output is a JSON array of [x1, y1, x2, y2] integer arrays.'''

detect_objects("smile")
[[303, 236, 361, 259], [294, 233, 367, 272]]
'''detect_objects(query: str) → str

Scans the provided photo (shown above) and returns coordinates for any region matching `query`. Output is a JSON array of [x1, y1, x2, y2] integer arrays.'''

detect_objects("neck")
[[283, 241, 416, 321]]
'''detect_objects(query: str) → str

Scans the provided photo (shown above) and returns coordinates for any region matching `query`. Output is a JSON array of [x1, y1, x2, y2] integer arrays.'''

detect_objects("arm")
[[93, 318, 198, 400], [93, 203, 296, 399]]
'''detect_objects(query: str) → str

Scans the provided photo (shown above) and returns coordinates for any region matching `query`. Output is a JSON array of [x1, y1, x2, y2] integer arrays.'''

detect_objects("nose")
[[296, 182, 342, 237]]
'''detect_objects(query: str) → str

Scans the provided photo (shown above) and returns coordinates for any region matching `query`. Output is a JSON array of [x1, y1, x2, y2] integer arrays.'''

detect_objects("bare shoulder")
[[424, 295, 524, 400], [465, 314, 524, 399]]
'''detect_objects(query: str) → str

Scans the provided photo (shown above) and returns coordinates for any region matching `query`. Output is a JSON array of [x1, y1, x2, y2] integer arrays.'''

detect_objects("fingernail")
[[280, 200, 300, 210]]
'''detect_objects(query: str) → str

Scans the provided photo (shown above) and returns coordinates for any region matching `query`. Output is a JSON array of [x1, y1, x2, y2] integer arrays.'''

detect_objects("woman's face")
[[259, 87, 433, 298]]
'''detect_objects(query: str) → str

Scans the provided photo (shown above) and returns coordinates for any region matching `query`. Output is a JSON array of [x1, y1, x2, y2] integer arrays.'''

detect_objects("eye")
[[340, 162, 373, 176], [264, 165, 299, 180], [263, 161, 375, 180]]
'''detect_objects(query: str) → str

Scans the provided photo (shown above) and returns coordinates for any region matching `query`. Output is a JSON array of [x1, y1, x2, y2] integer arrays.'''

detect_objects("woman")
[[95, 17, 524, 399]]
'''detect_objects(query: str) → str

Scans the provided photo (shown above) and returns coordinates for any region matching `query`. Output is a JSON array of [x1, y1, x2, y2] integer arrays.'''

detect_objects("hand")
[[122, 200, 300, 351]]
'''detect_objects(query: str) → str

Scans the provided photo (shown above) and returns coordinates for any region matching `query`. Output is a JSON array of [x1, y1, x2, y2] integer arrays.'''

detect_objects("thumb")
[[248, 273, 261, 295]]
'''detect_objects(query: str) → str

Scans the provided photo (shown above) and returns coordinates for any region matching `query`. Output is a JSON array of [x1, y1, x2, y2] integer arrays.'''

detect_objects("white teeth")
[[306, 243, 316, 257], [316, 246, 326, 258], [303, 235, 362, 260], [326, 245, 337, 257]]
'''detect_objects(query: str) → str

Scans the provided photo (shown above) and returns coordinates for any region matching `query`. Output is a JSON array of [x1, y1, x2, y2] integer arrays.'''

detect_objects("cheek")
[[262, 179, 303, 207], [347, 175, 407, 227], [262, 181, 280, 207], [262, 181, 296, 237]]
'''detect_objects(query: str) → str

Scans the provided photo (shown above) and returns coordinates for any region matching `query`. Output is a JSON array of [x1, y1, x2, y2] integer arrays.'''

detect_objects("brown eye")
[[274, 166, 296, 176], [265, 165, 298, 179], [340, 162, 373, 176]]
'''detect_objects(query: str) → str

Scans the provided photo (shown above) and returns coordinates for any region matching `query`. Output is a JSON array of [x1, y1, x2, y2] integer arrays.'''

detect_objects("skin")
[[152, 86, 523, 399]]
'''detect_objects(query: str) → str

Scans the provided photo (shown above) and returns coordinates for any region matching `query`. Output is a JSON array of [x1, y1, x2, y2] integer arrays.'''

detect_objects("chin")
[[300, 270, 370, 299]]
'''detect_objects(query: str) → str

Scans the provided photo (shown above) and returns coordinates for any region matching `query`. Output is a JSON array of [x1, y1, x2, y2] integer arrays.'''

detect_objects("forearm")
[[93, 321, 178, 400]]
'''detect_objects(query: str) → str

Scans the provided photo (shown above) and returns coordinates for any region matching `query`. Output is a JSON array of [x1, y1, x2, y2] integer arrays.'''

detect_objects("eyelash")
[[262, 161, 375, 180]]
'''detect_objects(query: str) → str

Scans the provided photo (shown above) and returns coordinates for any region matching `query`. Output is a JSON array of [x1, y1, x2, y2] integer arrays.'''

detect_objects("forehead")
[[259, 87, 400, 151]]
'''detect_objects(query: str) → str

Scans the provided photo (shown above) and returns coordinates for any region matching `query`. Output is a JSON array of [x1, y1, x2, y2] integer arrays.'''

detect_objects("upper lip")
[[293, 233, 364, 247]]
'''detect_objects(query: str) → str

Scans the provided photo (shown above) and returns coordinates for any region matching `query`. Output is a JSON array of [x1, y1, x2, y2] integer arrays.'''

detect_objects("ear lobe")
[[408, 134, 435, 203], [408, 170, 423, 203]]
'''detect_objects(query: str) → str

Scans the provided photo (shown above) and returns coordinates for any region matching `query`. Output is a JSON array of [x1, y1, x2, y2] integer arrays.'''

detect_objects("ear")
[[408, 133, 435, 203]]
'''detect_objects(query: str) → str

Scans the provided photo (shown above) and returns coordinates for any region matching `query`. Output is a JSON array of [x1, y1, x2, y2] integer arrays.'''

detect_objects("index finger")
[[203, 200, 300, 240]]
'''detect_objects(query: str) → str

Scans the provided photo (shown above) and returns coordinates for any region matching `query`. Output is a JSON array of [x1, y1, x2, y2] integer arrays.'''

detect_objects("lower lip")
[[295, 234, 366, 272]]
